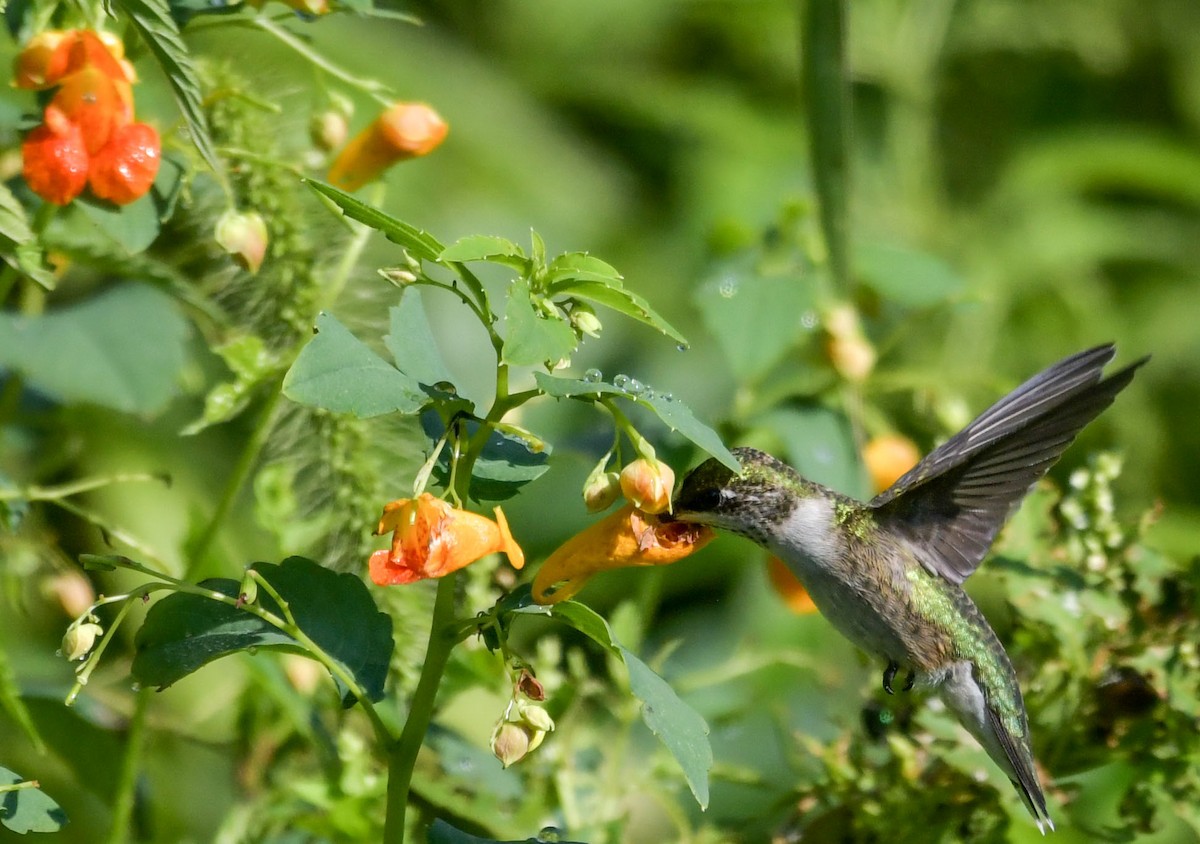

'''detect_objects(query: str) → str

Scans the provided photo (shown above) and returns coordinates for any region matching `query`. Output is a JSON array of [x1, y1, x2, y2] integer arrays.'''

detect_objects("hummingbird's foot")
[[882, 661, 899, 695], [903, 670, 916, 692]]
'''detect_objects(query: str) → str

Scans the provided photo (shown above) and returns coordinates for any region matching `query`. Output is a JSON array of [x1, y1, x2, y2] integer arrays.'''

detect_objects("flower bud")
[[862, 435, 920, 494], [215, 209, 269, 274], [237, 569, 259, 607], [310, 109, 349, 152], [619, 458, 675, 515], [516, 669, 545, 701], [583, 470, 621, 513], [570, 303, 602, 338], [826, 334, 876, 383], [61, 622, 103, 661], [518, 702, 555, 733], [379, 267, 418, 286], [491, 722, 531, 768]]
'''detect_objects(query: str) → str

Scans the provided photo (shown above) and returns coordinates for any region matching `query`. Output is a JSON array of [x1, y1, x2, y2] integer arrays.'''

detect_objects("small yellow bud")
[[62, 622, 103, 661], [570, 303, 602, 338], [619, 458, 675, 515], [518, 702, 555, 733]]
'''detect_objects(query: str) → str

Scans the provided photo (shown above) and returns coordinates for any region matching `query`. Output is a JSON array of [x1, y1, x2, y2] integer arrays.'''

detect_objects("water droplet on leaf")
[[718, 276, 738, 298], [676, 343, 689, 352], [537, 828, 561, 843], [626, 378, 644, 396], [613, 374, 631, 390], [583, 368, 603, 383]]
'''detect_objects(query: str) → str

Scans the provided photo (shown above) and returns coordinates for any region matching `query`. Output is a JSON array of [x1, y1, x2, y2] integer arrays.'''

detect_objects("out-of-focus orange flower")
[[87, 122, 161, 205], [619, 458, 675, 515], [52, 65, 130, 155], [327, 101, 447, 191], [368, 493, 524, 586], [863, 434, 920, 494], [766, 556, 818, 614], [18, 28, 157, 207], [21, 106, 89, 205], [532, 505, 713, 604], [12, 30, 72, 89]]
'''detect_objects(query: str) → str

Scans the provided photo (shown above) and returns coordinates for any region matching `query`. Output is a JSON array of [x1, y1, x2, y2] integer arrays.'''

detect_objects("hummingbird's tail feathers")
[[869, 345, 1148, 584], [989, 707, 1055, 834]]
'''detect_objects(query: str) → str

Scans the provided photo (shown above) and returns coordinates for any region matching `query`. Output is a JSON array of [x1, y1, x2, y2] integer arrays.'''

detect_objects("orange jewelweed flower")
[[327, 101, 447, 191], [368, 493, 524, 586], [532, 505, 714, 605], [862, 434, 920, 494], [12, 30, 72, 89], [766, 556, 818, 614]]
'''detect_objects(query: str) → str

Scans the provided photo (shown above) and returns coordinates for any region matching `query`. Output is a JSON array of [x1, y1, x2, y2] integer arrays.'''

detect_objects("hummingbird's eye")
[[690, 487, 727, 512]]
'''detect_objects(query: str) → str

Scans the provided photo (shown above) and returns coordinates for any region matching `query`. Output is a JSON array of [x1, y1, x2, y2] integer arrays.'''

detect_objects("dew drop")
[[718, 276, 739, 298], [660, 392, 673, 402], [800, 310, 818, 330], [676, 343, 689, 352], [583, 368, 603, 383], [626, 378, 645, 396], [537, 828, 561, 843], [613, 374, 631, 390], [130, 682, 142, 693]]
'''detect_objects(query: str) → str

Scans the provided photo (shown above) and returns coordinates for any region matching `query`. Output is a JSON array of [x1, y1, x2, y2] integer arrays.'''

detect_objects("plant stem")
[[382, 572, 458, 844], [105, 689, 150, 844], [188, 385, 283, 578]]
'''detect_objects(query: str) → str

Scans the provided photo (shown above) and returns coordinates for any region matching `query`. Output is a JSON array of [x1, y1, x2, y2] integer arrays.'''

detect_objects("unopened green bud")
[[379, 267, 418, 286], [62, 622, 103, 661], [570, 303, 602, 338], [583, 470, 621, 513]]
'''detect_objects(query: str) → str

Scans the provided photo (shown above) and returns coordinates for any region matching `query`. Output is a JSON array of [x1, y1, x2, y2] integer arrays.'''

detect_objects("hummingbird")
[[670, 344, 1147, 833]]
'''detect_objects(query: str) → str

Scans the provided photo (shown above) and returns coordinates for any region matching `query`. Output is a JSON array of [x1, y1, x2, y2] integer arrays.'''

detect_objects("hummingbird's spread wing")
[[870, 344, 1147, 584]]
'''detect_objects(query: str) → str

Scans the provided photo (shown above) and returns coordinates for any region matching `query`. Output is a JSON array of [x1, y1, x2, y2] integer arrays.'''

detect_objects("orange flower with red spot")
[[16, 28, 159, 206], [532, 505, 713, 604], [327, 102, 448, 191], [368, 493, 524, 586]]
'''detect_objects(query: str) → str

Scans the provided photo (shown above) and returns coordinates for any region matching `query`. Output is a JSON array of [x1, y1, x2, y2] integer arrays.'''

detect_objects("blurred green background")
[[2, 0, 1199, 841]]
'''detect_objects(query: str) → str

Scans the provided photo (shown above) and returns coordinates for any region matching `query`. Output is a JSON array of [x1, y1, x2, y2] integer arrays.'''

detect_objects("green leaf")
[[510, 597, 620, 655], [0, 766, 67, 834], [0, 283, 188, 414], [855, 242, 964, 308], [801, 0, 850, 289], [306, 180, 445, 262], [0, 185, 55, 289], [534, 373, 741, 472], [545, 252, 623, 285], [428, 819, 587, 844], [502, 278, 578, 367], [132, 557, 394, 706], [553, 280, 687, 345], [761, 403, 866, 498], [621, 647, 713, 810], [421, 413, 550, 501], [439, 235, 526, 266], [117, 0, 221, 176], [386, 289, 455, 385], [284, 312, 426, 417], [693, 258, 815, 380]]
